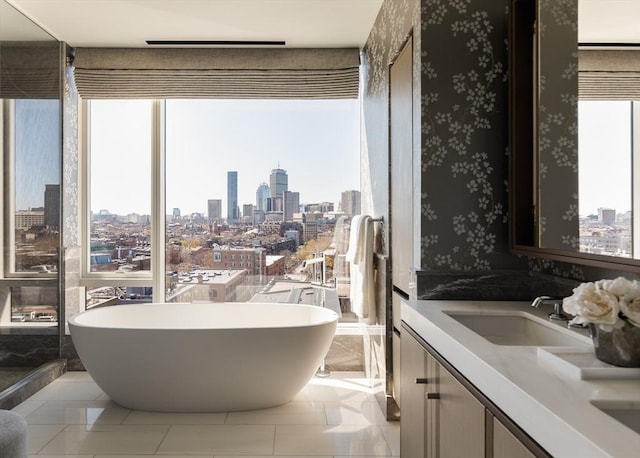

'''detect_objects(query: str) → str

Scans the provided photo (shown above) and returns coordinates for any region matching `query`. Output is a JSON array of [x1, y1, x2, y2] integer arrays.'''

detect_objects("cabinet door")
[[434, 359, 485, 458], [493, 417, 536, 458], [400, 332, 428, 458]]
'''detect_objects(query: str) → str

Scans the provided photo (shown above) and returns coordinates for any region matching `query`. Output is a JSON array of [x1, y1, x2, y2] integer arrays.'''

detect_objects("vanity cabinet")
[[493, 417, 535, 458], [400, 322, 549, 458]]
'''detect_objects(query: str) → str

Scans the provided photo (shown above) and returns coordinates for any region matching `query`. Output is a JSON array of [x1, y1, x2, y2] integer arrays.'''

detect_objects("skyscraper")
[[341, 190, 361, 216], [207, 199, 222, 223], [284, 190, 300, 222], [269, 168, 288, 199], [227, 171, 238, 223], [44, 184, 60, 228], [256, 182, 270, 211], [242, 204, 254, 223]]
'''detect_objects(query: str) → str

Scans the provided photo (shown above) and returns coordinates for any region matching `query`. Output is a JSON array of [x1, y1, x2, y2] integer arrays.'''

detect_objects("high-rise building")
[[242, 204, 254, 223], [598, 208, 616, 224], [284, 190, 300, 222], [44, 184, 60, 228], [269, 168, 288, 199], [303, 202, 335, 213], [341, 190, 361, 216], [207, 199, 222, 222], [256, 182, 270, 211], [227, 171, 238, 223], [172, 208, 181, 219]]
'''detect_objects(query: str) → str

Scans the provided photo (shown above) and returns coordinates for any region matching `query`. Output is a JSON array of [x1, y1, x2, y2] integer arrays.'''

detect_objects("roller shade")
[[0, 42, 60, 99], [579, 49, 640, 100], [72, 47, 360, 99]]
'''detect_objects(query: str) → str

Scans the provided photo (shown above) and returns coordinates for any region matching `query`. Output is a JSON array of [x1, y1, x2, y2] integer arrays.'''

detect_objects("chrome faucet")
[[531, 296, 569, 321]]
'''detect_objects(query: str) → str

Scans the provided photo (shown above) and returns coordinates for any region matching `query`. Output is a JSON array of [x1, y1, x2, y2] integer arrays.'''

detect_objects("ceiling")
[[3, 0, 638, 48], [4, 0, 385, 48], [579, 0, 640, 43]]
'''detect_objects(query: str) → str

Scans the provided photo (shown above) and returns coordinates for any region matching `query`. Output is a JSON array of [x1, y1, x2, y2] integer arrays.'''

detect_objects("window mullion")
[[151, 100, 166, 302], [633, 101, 640, 259]]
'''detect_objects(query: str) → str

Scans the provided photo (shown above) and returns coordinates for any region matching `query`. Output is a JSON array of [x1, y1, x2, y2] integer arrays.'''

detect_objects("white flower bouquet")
[[562, 277, 640, 331]]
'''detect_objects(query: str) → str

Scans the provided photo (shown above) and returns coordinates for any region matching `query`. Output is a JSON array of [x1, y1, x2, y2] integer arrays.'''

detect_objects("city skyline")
[[17, 99, 633, 218], [88, 98, 360, 216]]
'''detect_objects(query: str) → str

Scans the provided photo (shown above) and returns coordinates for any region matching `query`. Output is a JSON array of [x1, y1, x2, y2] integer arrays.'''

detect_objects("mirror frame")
[[508, 0, 640, 273]]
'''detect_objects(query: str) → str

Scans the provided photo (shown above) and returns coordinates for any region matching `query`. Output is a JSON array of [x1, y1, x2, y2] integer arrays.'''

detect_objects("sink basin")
[[445, 312, 591, 347], [591, 401, 640, 434]]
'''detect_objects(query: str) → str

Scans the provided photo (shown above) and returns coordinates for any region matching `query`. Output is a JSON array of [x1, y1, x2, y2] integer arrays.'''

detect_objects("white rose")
[[601, 277, 633, 297], [619, 279, 640, 328], [562, 281, 620, 326]]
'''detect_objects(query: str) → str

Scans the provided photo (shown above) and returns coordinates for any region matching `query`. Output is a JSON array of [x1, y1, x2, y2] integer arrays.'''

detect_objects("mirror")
[[509, 0, 640, 272], [1, 0, 62, 328]]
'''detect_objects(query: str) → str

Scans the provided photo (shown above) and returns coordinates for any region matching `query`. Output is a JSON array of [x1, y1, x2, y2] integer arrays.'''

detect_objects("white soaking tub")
[[68, 302, 338, 412]]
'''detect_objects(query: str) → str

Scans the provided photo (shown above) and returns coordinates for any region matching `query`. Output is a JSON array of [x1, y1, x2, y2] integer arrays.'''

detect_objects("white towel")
[[347, 215, 376, 324]]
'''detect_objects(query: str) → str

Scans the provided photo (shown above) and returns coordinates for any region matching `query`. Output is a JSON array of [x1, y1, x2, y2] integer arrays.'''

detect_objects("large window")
[[87, 100, 153, 274], [2, 99, 60, 327], [578, 100, 638, 258], [3, 99, 60, 276], [83, 98, 361, 320]]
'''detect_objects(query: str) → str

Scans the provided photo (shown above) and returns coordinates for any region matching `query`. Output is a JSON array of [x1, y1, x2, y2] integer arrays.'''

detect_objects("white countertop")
[[402, 299, 640, 458]]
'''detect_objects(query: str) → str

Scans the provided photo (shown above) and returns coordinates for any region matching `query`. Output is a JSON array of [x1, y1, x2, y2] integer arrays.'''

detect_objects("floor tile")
[[157, 424, 275, 455], [28, 455, 93, 458], [12, 398, 47, 417], [54, 371, 95, 382], [274, 424, 391, 456], [38, 424, 170, 455], [15, 371, 400, 458], [27, 381, 104, 402], [226, 401, 326, 425], [123, 410, 227, 425], [25, 424, 66, 455], [24, 400, 131, 425], [294, 376, 377, 403], [215, 456, 330, 458], [95, 456, 212, 458], [380, 422, 401, 456], [325, 401, 388, 425]]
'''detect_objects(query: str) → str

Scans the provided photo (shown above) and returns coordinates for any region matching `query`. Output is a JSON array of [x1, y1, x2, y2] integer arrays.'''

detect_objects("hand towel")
[[347, 215, 376, 324]]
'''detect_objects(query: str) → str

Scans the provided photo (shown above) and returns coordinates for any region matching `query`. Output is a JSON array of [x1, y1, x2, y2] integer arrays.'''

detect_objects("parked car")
[[36, 314, 56, 321]]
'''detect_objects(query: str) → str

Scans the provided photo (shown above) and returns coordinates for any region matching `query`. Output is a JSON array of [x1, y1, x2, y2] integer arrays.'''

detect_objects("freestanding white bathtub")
[[68, 302, 338, 412]]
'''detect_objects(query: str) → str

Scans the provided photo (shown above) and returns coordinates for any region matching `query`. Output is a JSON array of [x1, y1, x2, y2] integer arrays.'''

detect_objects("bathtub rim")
[[67, 301, 340, 331]]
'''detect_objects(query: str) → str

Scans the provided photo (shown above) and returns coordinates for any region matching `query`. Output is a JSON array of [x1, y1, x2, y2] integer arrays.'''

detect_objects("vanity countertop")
[[402, 299, 640, 458]]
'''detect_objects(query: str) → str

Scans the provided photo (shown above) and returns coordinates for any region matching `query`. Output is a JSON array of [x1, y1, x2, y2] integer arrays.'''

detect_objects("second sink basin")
[[445, 312, 591, 347]]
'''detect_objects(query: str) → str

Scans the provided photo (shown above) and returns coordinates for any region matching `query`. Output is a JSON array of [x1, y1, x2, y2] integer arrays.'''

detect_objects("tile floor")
[[11, 371, 400, 457]]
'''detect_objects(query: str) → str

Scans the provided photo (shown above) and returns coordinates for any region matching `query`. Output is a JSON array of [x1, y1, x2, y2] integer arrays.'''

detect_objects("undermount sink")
[[591, 401, 640, 435], [445, 312, 591, 347]]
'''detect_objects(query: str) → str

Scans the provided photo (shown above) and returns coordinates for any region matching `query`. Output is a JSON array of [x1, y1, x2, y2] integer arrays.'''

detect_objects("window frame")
[[2, 99, 59, 280], [80, 97, 362, 308], [80, 99, 164, 297], [577, 99, 639, 259]]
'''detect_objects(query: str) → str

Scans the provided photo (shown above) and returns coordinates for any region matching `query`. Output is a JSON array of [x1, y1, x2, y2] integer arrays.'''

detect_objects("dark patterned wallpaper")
[[419, 0, 522, 272], [361, 0, 636, 301]]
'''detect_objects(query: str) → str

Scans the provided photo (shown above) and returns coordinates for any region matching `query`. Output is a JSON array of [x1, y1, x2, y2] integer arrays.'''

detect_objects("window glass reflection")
[[13, 99, 60, 273]]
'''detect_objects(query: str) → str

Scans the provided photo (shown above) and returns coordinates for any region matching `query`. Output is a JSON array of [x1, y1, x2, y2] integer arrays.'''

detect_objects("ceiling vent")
[[146, 40, 286, 46]]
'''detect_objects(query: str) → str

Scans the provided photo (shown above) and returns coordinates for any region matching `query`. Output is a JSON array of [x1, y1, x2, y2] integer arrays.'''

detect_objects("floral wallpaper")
[[361, 0, 636, 300], [62, 52, 84, 335], [361, 0, 421, 235], [537, 0, 579, 250], [418, 0, 523, 272]]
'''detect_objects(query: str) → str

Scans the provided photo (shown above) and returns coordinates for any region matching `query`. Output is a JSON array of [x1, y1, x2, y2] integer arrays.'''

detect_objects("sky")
[[578, 101, 632, 216], [15, 98, 634, 219], [89, 98, 361, 216], [15, 99, 60, 210]]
